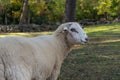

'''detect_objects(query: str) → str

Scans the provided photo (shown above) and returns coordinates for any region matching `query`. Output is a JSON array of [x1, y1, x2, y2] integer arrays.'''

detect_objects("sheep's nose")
[[84, 38, 88, 43], [85, 38, 88, 41]]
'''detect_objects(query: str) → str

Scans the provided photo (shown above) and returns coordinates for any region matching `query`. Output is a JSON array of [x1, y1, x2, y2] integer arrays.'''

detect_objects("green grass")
[[0, 23, 120, 80], [84, 23, 120, 37]]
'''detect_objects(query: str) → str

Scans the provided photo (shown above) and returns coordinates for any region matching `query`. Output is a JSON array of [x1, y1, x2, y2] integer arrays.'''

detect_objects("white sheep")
[[0, 22, 88, 80]]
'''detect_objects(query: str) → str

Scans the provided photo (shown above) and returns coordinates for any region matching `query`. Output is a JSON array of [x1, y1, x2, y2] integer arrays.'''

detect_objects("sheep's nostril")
[[85, 38, 88, 41]]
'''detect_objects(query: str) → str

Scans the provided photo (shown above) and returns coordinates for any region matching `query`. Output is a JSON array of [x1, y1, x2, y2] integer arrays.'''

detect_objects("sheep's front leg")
[[47, 63, 61, 80]]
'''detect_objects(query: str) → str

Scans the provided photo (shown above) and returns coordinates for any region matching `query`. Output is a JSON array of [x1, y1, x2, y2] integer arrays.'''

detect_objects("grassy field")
[[0, 23, 120, 80]]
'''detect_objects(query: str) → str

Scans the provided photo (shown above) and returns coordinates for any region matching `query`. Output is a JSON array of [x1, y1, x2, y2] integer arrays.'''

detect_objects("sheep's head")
[[62, 22, 88, 45]]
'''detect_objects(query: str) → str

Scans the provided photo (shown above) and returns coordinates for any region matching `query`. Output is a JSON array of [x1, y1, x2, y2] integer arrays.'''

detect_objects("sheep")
[[0, 22, 88, 80]]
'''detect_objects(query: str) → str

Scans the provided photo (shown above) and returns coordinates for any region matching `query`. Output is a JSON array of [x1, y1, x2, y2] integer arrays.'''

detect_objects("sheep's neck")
[[54, 33, 73, 60]]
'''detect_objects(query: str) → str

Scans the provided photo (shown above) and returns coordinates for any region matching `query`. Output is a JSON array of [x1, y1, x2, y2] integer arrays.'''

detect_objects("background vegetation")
[[0, 0, 120, 25]]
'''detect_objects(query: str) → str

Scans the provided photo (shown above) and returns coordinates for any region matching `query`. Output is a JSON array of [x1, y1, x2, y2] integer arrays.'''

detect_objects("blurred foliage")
[[0, 0, 120, 24]]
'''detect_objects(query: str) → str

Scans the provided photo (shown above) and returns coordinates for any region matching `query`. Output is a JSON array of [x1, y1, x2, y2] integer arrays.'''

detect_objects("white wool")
[[0, 22, 87, 80]]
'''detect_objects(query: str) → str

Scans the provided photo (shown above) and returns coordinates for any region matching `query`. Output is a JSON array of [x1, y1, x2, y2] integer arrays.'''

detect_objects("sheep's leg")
[[5, 65, 32, 80], [33, 76, 46, 80], [47, 63, 61, 80]]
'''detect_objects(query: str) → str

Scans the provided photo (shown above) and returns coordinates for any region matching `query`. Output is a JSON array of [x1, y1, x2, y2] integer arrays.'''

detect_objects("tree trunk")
[[64, 0, 77, 22], [118, 10, 120, 20], [3, 8, 7, 25], [19, 0, 28, 31], [5, 13, 7, 25], [105, 12, 109, 20], [28, 10, 30, 24]]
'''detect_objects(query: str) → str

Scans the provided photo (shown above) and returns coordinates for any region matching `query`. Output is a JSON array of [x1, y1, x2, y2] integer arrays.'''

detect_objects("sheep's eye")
[[70, 28, 78, 33]]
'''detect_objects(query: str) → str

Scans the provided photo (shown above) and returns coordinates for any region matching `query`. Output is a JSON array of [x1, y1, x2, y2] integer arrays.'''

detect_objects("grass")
[[0, 23, 120, 80], [84, 23, 120, 37]]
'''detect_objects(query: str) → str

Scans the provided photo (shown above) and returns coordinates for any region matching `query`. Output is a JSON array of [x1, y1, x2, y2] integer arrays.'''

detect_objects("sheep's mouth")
[[81, 40, 88, 44]]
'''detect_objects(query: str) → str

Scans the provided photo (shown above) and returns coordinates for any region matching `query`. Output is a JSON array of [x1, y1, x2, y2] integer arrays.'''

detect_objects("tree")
[[94, 0, 112, 20], [0, 0, 10, 24], [64, 0, 77, 22], [19, 0, 28, 31], [46, 0, 65, 22], [117, 0, 120, 20], [19, 0, 28, 25], [76, 0, 98, 20], [19, 0, 28, 24]]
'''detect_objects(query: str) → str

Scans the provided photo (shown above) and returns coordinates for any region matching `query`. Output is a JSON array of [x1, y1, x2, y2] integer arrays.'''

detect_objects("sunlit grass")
[[84, 23, 120, 37], [101, 39, 120, 43], [0, 32, 53, 38], [84, 23, 120, 33]]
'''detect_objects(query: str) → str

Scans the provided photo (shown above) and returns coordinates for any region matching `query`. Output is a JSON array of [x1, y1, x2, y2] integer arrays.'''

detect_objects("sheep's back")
[[0, 36, 36, 66]]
